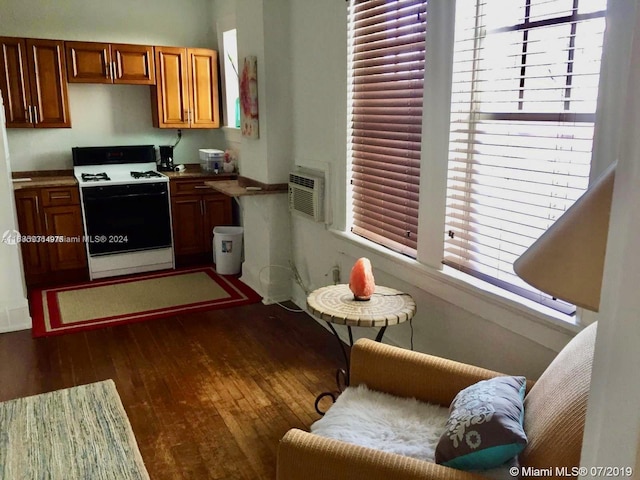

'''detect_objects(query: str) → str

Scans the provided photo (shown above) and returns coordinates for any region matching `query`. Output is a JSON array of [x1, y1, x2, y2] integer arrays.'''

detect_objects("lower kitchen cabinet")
[[14, 186, 88, 287], [170, 177, 233, 266], [171, 195, 205, 256], [43, 205, 87, 271]]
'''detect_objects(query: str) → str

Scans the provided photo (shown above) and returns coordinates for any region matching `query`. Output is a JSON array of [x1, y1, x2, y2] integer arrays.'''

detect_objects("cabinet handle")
[[112, 61, 117, 80], [200, 199, 204, 215], [194, 186, 211, 189], [35, 195, 40, 217], [26, 107, 32, 124], [44, 213, 49, 232], [105, 59, 111, 79], [32, 105, 38, 124], [50, 194, 71, 200]]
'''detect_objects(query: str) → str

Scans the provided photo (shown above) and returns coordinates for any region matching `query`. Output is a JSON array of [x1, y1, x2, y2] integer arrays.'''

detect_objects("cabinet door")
[[188, 48, 220, 128], [26, 39, 71, 128], [65, 41, 111, 83], [202, 193, 232, 254], [0, 37, 32, 127], [43, 205, 87, 271], [153, 47, 189, 128], [112, 44, 155, 85], [14, 190, 49, 277], [172, 195, 205, 255]]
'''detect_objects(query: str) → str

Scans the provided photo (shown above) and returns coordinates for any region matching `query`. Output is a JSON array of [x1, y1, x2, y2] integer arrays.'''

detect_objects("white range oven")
[[72, 145, 174, 280]]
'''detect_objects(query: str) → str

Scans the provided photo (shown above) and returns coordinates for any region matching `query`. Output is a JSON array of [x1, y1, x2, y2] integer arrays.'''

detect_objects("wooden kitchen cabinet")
[[43, 205, 87, 272], [13, 190, 48, 278], [14, 186, 88, 287], [28, 39, 71, 127], [0, 37, 71, 128], [170, 178, 232, 265], [152, 47, 220, 129], [65, 41, 155, 85], [171, 195, 206, 256]]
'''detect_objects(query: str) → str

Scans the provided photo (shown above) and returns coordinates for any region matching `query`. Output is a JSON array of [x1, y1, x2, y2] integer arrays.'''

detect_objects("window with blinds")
[[348, 0, 428, 257], [444, 0, 607, 314]]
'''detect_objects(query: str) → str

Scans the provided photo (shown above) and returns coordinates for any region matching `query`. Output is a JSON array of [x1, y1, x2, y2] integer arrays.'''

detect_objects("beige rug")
[[57, 271, 229, 323], [0, 380, 149, 480], [31, 266, 261, 337]]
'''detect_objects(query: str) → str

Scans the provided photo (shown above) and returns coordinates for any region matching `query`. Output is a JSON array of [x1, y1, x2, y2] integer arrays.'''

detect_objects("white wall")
[[233, 0, 292, 302], [0, 0, 227, 171], [0, 93, 30, 332], [579, 0, 640, 471]]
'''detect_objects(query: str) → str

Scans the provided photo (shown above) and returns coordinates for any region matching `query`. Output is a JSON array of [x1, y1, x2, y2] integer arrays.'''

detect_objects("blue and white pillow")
[[435, 376, 528, 470]]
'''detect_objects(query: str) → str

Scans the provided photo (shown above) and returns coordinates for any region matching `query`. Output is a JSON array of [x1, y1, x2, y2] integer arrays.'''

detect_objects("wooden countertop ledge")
[[204, 176, 288, 197]]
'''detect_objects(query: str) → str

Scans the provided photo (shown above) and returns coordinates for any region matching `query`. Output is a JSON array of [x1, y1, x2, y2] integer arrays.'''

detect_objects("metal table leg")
[[315, 323, 353, 415], [314, 324, 389, 416]]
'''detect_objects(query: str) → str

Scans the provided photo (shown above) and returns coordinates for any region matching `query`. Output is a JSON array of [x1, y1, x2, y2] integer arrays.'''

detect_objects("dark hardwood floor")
[[0, 302, 344, 480]]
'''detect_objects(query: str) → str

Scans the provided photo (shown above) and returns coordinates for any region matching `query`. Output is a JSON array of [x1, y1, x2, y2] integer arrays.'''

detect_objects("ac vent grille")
[[289, 172, 324, 222], [289, 174, 315, 189]]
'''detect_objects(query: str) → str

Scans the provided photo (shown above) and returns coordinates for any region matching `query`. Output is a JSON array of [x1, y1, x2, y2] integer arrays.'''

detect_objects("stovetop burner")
[[82, 172, 110, 182], [131, 170, 164, 179]]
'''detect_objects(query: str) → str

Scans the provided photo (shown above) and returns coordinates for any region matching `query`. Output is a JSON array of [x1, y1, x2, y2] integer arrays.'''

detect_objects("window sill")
[[330, 229, 581, 352]]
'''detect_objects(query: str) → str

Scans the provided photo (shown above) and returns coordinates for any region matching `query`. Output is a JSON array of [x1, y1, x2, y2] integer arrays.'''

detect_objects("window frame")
[[216, 14, 241, 133], [442, 0, 607, 315], [347, 0, 429, 258], [344, 0, 618, 328]]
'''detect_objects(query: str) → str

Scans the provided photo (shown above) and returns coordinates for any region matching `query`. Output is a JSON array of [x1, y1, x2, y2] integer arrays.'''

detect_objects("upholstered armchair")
[[277, 323, 597, 480]]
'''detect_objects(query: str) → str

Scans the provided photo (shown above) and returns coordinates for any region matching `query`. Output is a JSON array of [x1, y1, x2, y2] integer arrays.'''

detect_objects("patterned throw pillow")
[[435, 376, 527, 470]]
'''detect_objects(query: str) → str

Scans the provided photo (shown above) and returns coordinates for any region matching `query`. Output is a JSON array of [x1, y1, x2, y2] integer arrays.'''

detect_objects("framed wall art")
[[240, 55, 259, 139]]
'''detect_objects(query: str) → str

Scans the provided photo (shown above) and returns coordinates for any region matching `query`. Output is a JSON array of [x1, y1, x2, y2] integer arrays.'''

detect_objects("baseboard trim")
[[0, 302, 32, 333]]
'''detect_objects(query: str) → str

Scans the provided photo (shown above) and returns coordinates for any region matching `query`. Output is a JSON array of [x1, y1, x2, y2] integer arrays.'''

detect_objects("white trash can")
[[213, 226, 244, 275]]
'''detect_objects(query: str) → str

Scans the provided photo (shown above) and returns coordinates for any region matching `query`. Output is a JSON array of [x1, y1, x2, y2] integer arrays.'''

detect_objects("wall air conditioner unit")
[[289, 171, 324, 222]]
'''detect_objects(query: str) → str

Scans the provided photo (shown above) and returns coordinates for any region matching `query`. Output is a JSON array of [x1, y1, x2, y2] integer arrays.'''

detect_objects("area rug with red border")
[[30, 266, 261, 337]]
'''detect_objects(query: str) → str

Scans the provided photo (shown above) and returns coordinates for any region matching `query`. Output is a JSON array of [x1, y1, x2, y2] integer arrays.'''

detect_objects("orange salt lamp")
[[349, 257, 375, 301]]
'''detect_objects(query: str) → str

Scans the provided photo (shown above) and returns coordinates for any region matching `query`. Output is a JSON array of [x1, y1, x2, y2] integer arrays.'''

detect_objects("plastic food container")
[[199, 149, 225, 173]]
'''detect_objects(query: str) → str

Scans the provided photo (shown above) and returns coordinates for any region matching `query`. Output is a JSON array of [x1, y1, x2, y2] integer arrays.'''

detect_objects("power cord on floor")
[[275, 302, 305, 313], [258, 264, 306, 313]]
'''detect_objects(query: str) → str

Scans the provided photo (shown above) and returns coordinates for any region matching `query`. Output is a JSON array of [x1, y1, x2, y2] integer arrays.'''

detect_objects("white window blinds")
[[348, 0, 428, 257], [444, 0, 607, 314]]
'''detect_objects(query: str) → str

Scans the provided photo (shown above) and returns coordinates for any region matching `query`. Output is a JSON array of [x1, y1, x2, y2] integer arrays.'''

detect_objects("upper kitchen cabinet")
[[151, 47, 220, 129], [0, 37, 71, 128], [65, 41, 155, 85]]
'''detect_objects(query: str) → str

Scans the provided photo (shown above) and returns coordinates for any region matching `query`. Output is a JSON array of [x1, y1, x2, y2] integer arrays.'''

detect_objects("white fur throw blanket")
[[310, 384, 516, 480], [311, 384, 450, 462]]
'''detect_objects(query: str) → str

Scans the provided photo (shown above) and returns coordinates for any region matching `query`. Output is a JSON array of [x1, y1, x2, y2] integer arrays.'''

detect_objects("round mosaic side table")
[[307, 284, 416, 415]]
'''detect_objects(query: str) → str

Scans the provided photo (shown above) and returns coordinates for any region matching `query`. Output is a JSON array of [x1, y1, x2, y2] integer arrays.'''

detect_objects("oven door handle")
[[84, 192, 167, 201]]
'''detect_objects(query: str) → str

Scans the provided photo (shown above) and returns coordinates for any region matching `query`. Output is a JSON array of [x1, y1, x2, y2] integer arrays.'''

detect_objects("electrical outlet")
[[332, 265, 340, 284]]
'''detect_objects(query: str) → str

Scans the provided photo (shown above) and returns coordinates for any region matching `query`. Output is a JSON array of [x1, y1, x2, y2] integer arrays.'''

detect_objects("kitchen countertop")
[[12, 170, 77, 190], [163, 164, 237, 180], [11, 165, 236, 190]]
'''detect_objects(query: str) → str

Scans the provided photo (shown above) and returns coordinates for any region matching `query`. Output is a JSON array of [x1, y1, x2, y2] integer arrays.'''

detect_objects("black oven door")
[[81, 182, 172, 255]]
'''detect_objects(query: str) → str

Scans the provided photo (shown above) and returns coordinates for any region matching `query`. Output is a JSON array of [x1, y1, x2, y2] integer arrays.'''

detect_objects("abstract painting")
[[240, 55, 259, 138]]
